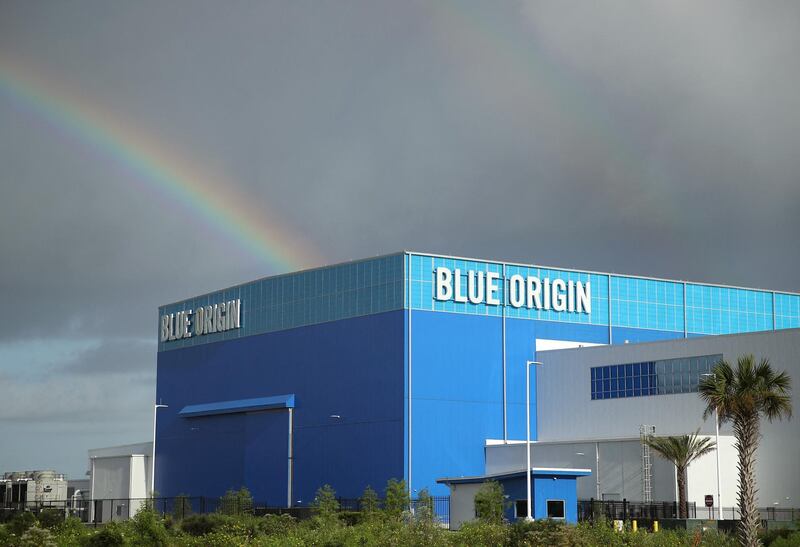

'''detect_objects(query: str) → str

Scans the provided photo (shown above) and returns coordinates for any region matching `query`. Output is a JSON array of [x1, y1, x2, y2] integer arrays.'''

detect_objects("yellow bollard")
[[632, 520, 638, 532], [653, 520, 659, 532]]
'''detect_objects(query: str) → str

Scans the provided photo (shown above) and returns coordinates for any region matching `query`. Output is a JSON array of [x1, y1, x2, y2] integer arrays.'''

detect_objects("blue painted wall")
[[409, 312, 612, 496], [501, 474, 581, 523], [504, 318, 538, 443], [409, 311, 504, 496], [155, 310, 405, 504]]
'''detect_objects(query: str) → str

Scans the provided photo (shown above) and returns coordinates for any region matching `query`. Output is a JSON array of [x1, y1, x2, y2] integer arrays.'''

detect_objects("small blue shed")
[[438, 467, 591, 529]]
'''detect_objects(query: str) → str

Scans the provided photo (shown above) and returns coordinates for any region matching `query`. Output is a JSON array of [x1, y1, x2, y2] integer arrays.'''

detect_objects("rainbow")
[[0, 56, 323, 273]]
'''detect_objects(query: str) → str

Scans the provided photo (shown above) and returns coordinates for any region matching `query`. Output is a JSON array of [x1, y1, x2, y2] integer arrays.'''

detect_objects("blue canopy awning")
[[178, 394, 295, 418]]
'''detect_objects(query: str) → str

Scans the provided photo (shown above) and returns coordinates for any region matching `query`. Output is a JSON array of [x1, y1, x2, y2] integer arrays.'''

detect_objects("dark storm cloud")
[[0, 337, 153, 422], [1, 0, 799, 475], [58, 337, 154, 377]]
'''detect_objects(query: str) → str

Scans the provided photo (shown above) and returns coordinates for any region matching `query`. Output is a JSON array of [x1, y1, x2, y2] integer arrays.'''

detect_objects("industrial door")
[[243, 410, 289, 507]]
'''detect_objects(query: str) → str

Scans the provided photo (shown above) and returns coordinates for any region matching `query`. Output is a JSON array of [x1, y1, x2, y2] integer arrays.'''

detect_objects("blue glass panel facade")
[[610, 276, 683, 332], [590, 354, 722, 400], [158, 254, 405, 351], [685, 285, 773, 335], [775, 293, 800, 330]]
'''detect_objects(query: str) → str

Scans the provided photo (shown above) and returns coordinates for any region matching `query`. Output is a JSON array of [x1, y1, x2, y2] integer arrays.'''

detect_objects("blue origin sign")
[[434, 267, 591, 314], [160, 299, 241, 342]]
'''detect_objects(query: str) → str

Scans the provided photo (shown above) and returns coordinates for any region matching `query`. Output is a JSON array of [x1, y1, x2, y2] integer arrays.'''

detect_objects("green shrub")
[[218, 487, 253, 516], [53, 517, 90, 547], [254, 513, 297, 536], [7, 511, 37, 537], [86, 522, 126, 547], [180, 513, 237, 536], [337, 511, 364, 526], [0, 525, 13, 547], [770, 532, 800, 547], [384, 478, 410, 519], [311, 484, 340, 523], [128, 505, 169, 546], [509, 518, 572, 546], [415, 488, 435, 523], [572, 520, 626, 547], [697, 529, 739, 547], [473, 480, 507, 525], [37, 509, 64, 530], [20, 526, 56, 547], [764, 528, 800, 546], [454, 520, 510, 546], [359, 485, 380, 515]]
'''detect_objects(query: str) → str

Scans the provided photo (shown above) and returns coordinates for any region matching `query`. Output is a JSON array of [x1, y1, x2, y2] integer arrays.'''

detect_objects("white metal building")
[[89, 441, 152, 522], [485, 328, 799, 513]]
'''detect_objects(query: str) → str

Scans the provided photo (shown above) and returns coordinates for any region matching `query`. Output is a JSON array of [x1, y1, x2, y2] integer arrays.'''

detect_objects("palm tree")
[[645, 430, 716, 518], [699, 355, 792, 547]]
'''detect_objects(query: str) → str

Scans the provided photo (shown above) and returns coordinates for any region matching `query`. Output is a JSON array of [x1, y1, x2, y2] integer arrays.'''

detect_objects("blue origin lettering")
[[434, 267, 591, 314]]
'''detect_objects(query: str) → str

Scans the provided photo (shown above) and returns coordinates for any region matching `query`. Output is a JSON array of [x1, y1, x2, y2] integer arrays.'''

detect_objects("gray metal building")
[[486, 328, 799, 511]]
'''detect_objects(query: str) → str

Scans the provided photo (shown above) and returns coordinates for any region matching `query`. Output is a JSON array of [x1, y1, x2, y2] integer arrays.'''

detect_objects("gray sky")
[[1, 1, 799, 478]]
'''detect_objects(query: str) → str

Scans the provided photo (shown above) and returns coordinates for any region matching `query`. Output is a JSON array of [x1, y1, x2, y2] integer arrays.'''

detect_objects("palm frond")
[[645, 429, 716, 469]]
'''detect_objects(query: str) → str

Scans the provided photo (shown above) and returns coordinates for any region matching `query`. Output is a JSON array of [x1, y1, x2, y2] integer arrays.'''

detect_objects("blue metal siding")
[[534, 475, 580, 522], [155, 310, 405, 503], [504, 318, 538, 443], [410, 311, 504, 496], [157, 412, 247, 499], [244, 411, 290, 504], [501, 475, 580, 523]]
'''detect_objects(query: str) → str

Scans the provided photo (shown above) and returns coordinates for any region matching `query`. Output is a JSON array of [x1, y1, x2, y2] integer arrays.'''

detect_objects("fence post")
[[623, 499, 628, 521]]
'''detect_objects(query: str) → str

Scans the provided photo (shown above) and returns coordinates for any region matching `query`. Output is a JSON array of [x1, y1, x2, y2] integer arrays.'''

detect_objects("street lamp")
[[525, 360, 543, 521], [151, 403, 168, 496], [701, 373, 722, 519]]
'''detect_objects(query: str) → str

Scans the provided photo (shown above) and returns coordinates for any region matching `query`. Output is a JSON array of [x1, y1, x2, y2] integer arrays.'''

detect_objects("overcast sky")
[[1, 1, 799, 478]]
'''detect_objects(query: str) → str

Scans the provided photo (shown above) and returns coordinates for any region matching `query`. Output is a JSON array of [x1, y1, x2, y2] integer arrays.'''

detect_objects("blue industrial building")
[[154, 252, 800, 508]]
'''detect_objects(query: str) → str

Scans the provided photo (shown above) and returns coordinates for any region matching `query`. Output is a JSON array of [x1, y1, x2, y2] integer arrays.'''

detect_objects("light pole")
[[525, 360, 542, 521], [701, 373, 722, 519], [151, 403, 168, 497]]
